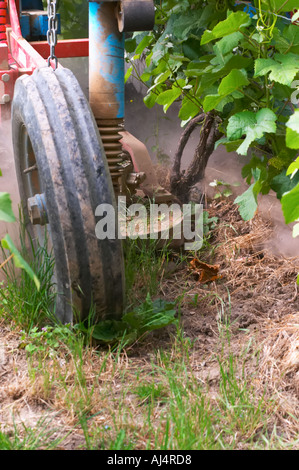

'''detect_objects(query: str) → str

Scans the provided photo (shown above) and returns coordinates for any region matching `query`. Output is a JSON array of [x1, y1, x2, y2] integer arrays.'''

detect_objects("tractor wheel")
[[11, 66, 125, 324]]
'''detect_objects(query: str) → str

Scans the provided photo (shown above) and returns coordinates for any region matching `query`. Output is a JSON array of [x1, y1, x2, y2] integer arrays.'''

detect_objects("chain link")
[[47, 0, 58, 70]]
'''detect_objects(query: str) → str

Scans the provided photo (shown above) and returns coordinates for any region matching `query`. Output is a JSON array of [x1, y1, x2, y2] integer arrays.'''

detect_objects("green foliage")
[[19, 324, 74, 357], [0, 417, 64, 450], [0, 226, 55, 331], [126, 0, 299, 236], [77, 294, 178, 347], [226, 109, 277, 155], [0, 174, 40, 288], [282, 111, 299, 228], [203, 210, 218, 235], [286, 110, 299, 150], [43, 0, 88, 39], [0, 192, 15, 223], [1, 234, 40, 290], [201, 10, 251, 44], [281, 183, 299, 224], [209, 179, 240, 199], [234, 179, 260, 221], [254, 54, 299, 87]]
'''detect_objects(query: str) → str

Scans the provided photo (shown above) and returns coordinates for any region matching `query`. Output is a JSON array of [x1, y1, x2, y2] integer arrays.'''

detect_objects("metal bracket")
[[89, 0, 155, 33], [116, 0, 155, 32]]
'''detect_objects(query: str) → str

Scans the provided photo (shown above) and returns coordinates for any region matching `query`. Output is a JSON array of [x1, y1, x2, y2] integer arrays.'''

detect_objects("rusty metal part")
[[126, 171, 146, 188], [88, 1, 168, 201], [120, 131, 174, 203], [96, 117, 133, 196], [97, 118, 125, 175], [116, 0, 155, 33]]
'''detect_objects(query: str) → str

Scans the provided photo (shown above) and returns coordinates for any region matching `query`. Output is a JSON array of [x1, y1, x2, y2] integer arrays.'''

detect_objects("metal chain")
[[47, 0, 58, 70]]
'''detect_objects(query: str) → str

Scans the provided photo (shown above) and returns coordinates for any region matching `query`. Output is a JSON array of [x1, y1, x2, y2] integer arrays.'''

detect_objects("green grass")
[[95, 339, 290, 451], [0, 332, 295, 450], [0, 224, 56, 331], [0, 416, 66, 450], [0, 222, 298, 450], [123, 237, 171, 306]]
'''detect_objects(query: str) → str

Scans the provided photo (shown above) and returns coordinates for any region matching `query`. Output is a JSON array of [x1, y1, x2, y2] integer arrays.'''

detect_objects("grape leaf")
[[287, 156, 299, 176], [286, 128, 299, 149], [286, 110, 299, 149], [218, 69, 249, 96], [271, 169, 299, 199], [254, 54, 299, 87], [214, 31, 243, 56], [227, 109, 277, 155], [286, 109, 299, 133], [274, 25, 299, 54], [234, 168, 264, 220], [203, 69, 248, 112], [234, 181, 261, 221], [156, 81, 185, 112], [281, 183, 299, 224], [201, 11, 251, 45], [179, 97, 200, 123], [261, 0, 299, 12]]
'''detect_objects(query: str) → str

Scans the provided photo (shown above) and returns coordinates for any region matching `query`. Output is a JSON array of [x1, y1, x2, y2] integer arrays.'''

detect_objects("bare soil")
[[0, 189, 298, 448], [1, 70, 298, 448]]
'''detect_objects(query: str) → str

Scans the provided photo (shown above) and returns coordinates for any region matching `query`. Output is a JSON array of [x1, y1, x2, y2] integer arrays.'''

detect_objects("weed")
[[19, 324, 76, 359], [123, 236, 170, 305], [203, 210, 218, 236], [0, 416, 66, 450], [134, 382, 168, 405], [209, 179, 240, 199], [0, 222, 56, 331], [76, 294, 178, 348]]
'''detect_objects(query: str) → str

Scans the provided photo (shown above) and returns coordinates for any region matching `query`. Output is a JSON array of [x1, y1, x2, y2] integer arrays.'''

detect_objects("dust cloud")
[[206, 149, 299, 257], [125, 77, 299, 259]]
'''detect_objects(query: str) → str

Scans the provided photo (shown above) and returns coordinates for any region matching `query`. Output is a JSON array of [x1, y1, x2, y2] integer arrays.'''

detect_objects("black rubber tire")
[[12, 66, 125, 324]]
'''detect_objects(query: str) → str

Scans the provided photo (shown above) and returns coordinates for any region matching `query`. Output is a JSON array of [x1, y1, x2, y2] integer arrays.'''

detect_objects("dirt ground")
[[0, 83, 298, 446], [170, 199, 299, 401], [0, 195, 298, 449]]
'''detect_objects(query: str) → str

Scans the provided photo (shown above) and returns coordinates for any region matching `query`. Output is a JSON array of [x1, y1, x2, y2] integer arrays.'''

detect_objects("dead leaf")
[[189, 258, 222, 284]]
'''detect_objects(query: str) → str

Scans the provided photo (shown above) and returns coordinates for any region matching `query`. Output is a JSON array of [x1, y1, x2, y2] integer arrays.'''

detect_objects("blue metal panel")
[[20, 12, 61, 39], [89, 1, 125, 119], [31, 13, 61, 37], [20, 14, 30, 39], [21, 0, 44, 10]]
